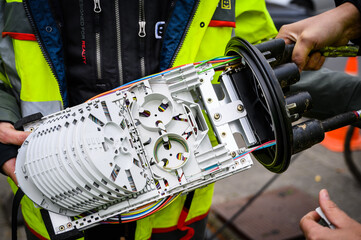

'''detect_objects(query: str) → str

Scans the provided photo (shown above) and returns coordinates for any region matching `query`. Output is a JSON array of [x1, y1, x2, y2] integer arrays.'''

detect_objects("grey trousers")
[[290, 68, 361, 120]]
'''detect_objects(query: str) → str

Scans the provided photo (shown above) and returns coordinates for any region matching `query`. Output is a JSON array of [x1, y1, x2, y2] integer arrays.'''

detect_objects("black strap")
[[183, 190, 195, 211], [12, 188, 25, 240], [14, 112, 43, 131], [41, 209, 84, 240]]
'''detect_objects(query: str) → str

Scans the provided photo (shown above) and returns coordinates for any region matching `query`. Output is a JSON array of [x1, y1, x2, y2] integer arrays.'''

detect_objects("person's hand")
[[300, 189, 361, 240], [276, 2, 361, 71], [0, 122, 30, 185]]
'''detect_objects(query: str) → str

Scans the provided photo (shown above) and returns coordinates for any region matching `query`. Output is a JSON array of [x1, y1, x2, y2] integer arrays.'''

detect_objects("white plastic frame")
[[16, 64, 256, 235]]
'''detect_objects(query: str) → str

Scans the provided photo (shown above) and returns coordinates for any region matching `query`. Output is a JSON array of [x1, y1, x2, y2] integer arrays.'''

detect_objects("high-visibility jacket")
[[0, 0, 277, 239]]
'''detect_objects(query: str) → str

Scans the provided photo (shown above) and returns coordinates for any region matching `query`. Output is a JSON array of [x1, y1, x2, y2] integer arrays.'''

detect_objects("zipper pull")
[[138, 21, 146, 37], [94, 0, 101, 13]]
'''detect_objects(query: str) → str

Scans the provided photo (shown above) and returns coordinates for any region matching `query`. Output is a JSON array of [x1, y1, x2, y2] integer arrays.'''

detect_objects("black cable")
[[12, 189, 24, 240], [207, 153, 302, 240], [344, 126, 361, 186]]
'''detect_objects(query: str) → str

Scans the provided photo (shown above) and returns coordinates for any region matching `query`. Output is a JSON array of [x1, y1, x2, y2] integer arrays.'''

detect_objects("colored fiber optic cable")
[[86, 56, 239, 102], [197, 56, 241, 74], [233, 140, 276, 161]]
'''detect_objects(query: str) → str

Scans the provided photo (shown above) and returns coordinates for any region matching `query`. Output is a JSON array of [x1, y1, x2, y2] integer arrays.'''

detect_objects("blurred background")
[[207, 1, 361, 239]]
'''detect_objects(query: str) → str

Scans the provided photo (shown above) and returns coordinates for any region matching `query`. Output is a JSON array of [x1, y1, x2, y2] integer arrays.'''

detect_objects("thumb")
[[319, 189, 352, 228], [0, 122, 30, 146]]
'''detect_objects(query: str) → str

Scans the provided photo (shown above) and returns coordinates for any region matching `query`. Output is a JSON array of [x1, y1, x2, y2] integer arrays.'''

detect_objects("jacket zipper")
[[94, 0, 101, 13], [23, 0, 65, 106], [94, 0, 102, 80], [138, 0, 146, 77], [169, 0, 200, 68], [114, 0, 123, 85]]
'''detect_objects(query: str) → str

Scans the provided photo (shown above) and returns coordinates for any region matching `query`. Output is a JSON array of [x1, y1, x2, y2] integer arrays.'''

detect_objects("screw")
[[214, 113, 221, 120], [237, 104, 244, 112], [207, 98, 213, 103], [221, 132, 226, 137], [231, 151, 236, 157]]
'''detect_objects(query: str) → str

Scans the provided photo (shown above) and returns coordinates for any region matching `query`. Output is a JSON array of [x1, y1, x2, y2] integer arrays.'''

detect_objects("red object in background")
[[321, 57, 360, 152], [321, 126, 361, 152], [344, 57, 358, 76]]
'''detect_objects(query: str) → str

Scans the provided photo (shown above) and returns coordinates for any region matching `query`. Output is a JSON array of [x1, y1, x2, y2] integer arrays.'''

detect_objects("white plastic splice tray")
[[16, 64, 257, 235]]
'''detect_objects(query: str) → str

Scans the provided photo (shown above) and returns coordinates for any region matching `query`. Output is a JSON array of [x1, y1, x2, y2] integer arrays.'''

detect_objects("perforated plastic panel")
[[16, 64, 258, 235]]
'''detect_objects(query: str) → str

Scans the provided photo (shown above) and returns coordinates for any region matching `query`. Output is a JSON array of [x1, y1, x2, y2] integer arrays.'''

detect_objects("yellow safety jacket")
[[1, 0, 277, 239]]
